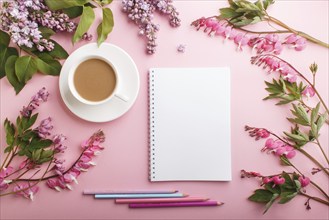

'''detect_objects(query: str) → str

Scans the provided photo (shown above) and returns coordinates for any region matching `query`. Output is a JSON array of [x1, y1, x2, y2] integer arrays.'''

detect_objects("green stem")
[[315, 137, 329, 165], [300, 192, 329, 206], [310, 180, 329, 201], [266, 16, 329, 48], [0, 154, 53, 197], [14, 147, 87, 182], [289, 160, 329, 200], [298, 148, 329, 176], [0, 151, 12, 171]]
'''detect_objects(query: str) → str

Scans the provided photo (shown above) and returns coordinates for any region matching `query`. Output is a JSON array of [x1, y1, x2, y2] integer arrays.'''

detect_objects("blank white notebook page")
[[149, 68, 231, 181]]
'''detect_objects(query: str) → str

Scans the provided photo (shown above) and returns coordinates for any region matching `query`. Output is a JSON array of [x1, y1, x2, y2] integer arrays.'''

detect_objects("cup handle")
[[114, 93, 129, 102]]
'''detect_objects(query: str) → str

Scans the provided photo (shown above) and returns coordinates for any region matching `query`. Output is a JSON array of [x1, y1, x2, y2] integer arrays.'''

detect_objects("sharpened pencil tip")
[[182, 193, 189, 197], [217, 202, 224, 206]]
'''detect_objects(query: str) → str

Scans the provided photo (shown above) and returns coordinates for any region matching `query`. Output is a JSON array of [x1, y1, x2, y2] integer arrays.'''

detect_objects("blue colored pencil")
[[94, 192, 187, 199]]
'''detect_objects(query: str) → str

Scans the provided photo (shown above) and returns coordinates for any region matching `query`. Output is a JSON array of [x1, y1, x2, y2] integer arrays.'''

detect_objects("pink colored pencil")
[[129, 201, 224, 208], [83, 189, 177, 195], [116, 197, 208, 204]]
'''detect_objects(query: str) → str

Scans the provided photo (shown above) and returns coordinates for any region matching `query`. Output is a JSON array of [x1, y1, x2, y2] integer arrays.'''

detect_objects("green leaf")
[[220, 8, 241, 19], [47, 40, 69, 59], [297, 105, 310, 125], [45, 0, 89, 10], [248, 189, 273, 203], [0, 30, 10, 47], [232, 18, 254, 27], [311, 123, 318, 138], [4, 119, 15, 146], [26, 114, 38, 130], [99, 0, 113, 6], [263, 193, 279, 214], [97, 8, 114, 46], [41, 149, 54, 158], [294, 180, 301, 190], [279, 172, 298, 193], [72, 6, 95, 44], [32, 149, 42, 162], [263, 0, 275, 10], [311, 102, 320, 124], [39, 27, 55, 39], [21, 130, 38, 141], [63, 6, 83, 19], [284, 132, 307, 142], [36, 54, 61, 76], [38, 157, 53, 163], [0, 44, 19, 78], [5, 55, 25, 94], [316, 113, 327, 131], [278, 192, 298, 204], [280, 156, 292, 166], [265, 183, 281, 194], [30, 139, 53, 150], [15, 56, 37, 83]]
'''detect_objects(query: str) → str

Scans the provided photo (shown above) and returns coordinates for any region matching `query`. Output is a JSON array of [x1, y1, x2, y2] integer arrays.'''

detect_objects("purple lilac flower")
[[21, 87, 49, 117], [122, 0, 180, 54], [36, 117, 53, 138], [177, 44, 186, 53], [53, 134, 67, 153], [82, 33, 93, 41], [0, 0, 75, 51]]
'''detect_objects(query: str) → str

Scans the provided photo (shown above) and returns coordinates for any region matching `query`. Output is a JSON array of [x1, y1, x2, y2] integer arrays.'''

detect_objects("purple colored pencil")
[[129, 201, 224, 208]]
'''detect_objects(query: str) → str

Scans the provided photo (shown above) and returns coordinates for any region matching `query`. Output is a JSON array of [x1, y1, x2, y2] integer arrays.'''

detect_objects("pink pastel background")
[[1, 0, 328, 219]]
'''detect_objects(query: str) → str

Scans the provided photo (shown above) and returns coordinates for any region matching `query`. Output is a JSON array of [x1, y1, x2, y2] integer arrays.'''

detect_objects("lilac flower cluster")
[[20, 87, 49, 117], [122, 0, 180, 54], [0, 0, 75, 52]]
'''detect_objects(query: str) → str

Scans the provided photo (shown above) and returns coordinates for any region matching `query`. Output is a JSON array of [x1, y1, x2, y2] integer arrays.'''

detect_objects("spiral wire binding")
[[149, 70, 156, 181]]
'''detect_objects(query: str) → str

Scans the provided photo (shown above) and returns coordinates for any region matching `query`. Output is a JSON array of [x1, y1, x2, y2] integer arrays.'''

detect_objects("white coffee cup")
[[68, 55, 128, 105]]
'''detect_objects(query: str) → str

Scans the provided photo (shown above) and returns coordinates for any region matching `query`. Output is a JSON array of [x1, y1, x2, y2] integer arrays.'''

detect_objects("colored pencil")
[[115, 197, 209, 204], [94, 193, 187, 199], [83, 189, 177, 195], [129, 201, 224, 208]]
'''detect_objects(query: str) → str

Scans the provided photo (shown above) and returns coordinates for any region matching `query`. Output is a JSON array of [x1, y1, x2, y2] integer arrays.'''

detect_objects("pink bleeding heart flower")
[[81, 139, 90, 149], [274, 146, 286, 156], [298, 176, 310, 187], [285, 150, 296, 159], [205, 18, 217, 28], [277, 62, 291, 75], [0, 166, 14, 178], [224, 27, 238, 40], [215, 24, 226, 36], [273, 42, 283, 55], [272, 175, 285, 185], [14, 183, 39, 201], [302, 86, 315, 98], [283, 72, 297, 83], [0, 177, 12, 191], [262, 177, 273, 184], [46, 179, 63, 192], [265, 34, 279, 43], [285, 34, 298, 44], [63, 171, 79, 184], [294, 37, 307, 51], [234, 33, 249, 51], [80, 155, 92, 163]]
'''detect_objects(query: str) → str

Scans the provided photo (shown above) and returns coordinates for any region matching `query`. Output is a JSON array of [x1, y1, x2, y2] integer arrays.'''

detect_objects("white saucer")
[[59, 43, 140, 122]]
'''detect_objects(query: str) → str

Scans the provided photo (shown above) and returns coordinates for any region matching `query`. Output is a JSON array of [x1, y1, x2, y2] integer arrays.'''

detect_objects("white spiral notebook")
[[149, 68, 231, 182]]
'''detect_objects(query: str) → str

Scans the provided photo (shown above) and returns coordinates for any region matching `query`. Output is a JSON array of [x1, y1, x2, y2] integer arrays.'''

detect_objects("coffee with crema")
[[74, 58, 116, 102]]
